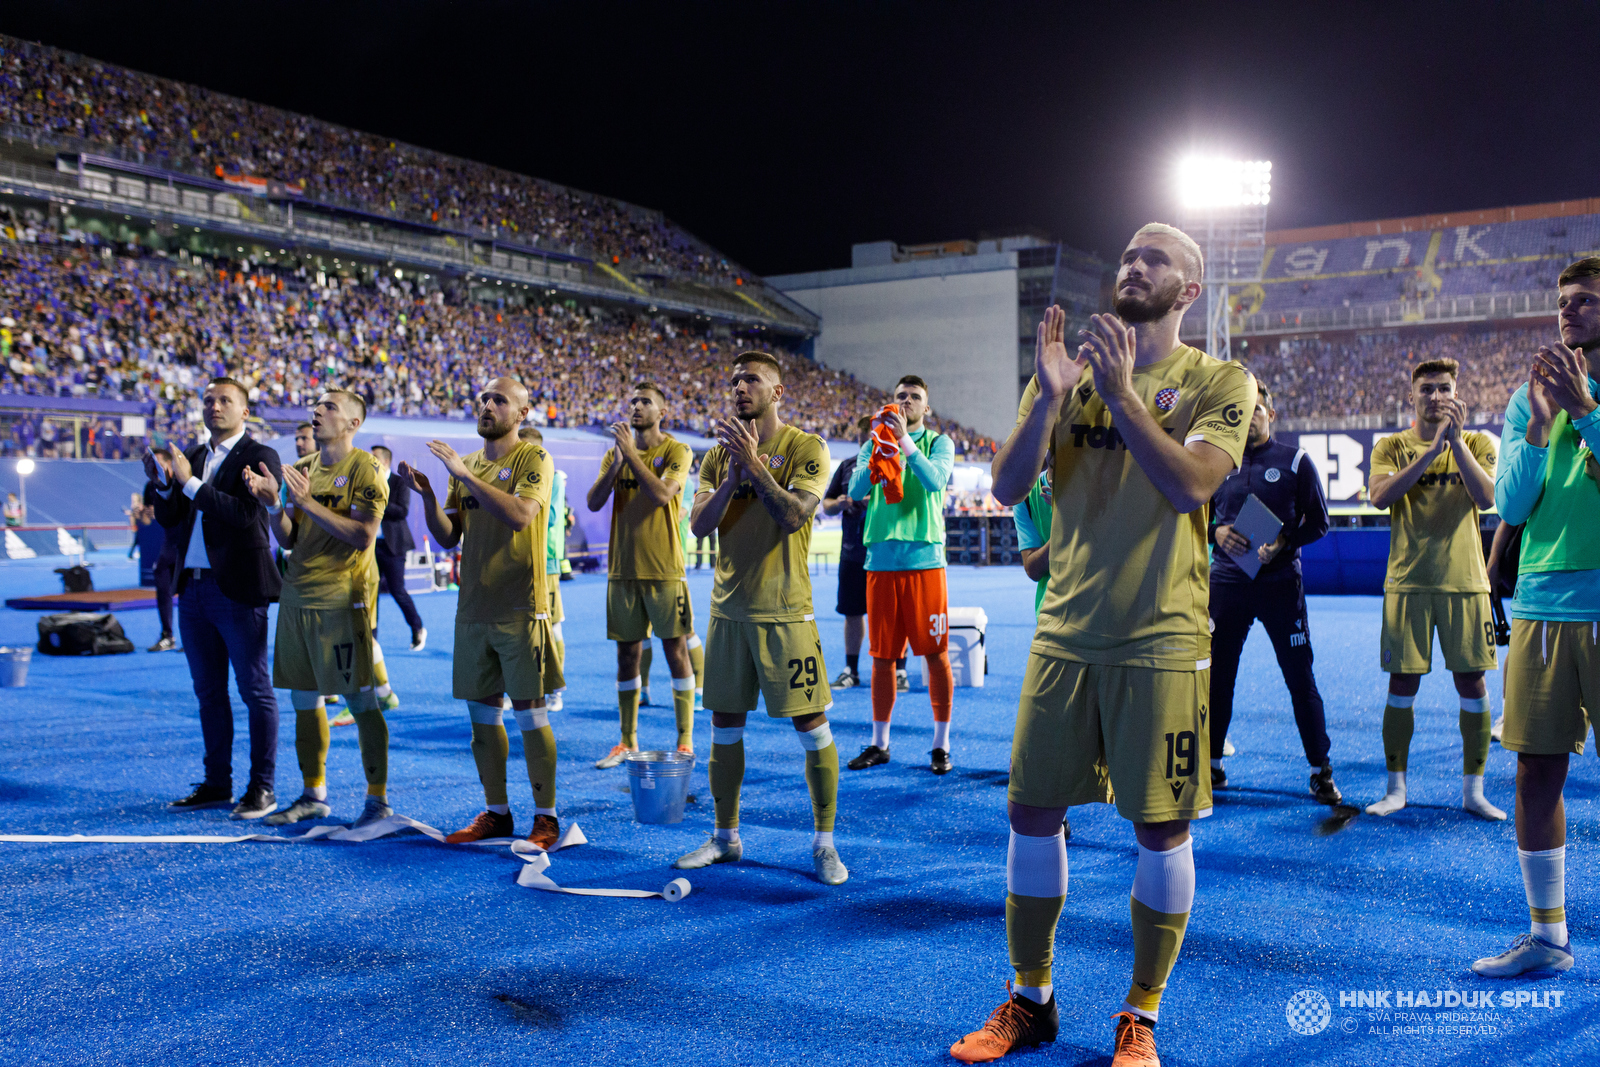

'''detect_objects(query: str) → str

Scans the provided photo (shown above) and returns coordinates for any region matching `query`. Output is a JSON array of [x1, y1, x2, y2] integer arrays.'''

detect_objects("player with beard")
[[402, 377, 564, 850], [673, 352, 846, 885], [1364, 360, 1501, 820], [587, 383, 700, 764], [1473, 257, 1600, 977], [952, 224, 1253, 1066], [242, 391, 393, 828]]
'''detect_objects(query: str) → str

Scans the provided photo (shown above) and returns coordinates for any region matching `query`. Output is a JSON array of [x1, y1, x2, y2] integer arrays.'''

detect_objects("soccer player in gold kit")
[[1364, 359, 1503, 820], [242, 390, 393, 829], [953, 225, 1254, 1066], [401, 376, 564, 850], [672, 352, 846, 885], [587, 383, 700, 765]]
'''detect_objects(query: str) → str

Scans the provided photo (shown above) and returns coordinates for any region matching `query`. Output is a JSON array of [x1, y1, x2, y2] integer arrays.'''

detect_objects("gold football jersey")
[[1025, 345, 1254, 670]]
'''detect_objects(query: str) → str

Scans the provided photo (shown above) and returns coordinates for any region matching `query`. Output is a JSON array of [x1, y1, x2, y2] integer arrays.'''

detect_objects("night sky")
[[4, 2, 1576, 275]]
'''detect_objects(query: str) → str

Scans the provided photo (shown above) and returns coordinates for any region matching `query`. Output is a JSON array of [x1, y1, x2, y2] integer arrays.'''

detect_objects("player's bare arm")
[[690, 452, 744, 538], [281, 463, 380, 549], [585, 437, 627, 512], [1021, 545, 1049, 581], [1368, 426, 1451, 509], [426, 439, 540, 532], [1440, 398, 1495, 509], [1079, 313, 1242, 513], [398, 460, 460, 549], [716, 415, 816, 534], [992, 305, 1086, 504], [612, 422, 680, 509]]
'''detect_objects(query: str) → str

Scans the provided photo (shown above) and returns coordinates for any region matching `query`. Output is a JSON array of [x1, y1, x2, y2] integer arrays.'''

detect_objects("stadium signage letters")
[[1286, 429, 1502, 503]]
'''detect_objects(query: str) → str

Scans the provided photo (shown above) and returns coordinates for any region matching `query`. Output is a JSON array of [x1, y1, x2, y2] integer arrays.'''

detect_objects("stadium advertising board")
[[1278, 428, 1502, 506]]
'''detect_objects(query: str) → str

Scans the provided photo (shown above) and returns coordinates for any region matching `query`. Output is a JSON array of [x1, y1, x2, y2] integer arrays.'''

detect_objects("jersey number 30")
[[928, 613, 947, 638]]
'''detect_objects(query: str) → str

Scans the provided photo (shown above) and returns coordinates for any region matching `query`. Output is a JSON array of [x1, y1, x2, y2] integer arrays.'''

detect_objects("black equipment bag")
[[54, 565, 94, 593], [37, 612, 135, 656]]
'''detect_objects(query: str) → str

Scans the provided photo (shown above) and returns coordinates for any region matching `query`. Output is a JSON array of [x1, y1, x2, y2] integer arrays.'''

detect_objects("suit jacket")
[[376, 472, 414, 557], [152, 434, 283, 606]]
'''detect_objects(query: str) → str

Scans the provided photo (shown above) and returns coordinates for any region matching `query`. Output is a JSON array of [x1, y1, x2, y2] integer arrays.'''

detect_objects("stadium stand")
[[0, 34, 740, 283], [0, 35, 999, 458], [1244, 323, 1549, 423], [0, 240, 1000, 457], [1200, 202, 1600, 424]]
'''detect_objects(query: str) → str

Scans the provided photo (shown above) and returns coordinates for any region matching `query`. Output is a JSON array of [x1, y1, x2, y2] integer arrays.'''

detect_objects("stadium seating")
[[1245, 323, 1546, 421], [0, 35, 744, 286], [0, 241, 1000, 456], [1253, 213, 1600, 318]]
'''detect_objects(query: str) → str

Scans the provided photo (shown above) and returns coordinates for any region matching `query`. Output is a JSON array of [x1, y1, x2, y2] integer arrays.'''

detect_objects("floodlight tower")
[[1176, 159, 1271, 360]]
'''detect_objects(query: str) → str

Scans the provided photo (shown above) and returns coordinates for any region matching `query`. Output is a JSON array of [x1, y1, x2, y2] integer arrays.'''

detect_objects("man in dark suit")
[[371, 445, 426, 650], [148, 377, 284, 820]]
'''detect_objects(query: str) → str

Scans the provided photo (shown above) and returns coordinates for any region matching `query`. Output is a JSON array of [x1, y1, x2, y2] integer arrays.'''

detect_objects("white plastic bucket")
[[625, 750, 695, 824], [0, 646, 32, 687]]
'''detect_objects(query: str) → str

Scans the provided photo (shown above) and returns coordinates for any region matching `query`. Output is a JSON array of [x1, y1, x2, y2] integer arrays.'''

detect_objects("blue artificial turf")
[[0, 557, 1595, 1066]]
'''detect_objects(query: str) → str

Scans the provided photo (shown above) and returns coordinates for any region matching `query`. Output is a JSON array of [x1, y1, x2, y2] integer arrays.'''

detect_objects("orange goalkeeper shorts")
[[866, 568, 950, 659]]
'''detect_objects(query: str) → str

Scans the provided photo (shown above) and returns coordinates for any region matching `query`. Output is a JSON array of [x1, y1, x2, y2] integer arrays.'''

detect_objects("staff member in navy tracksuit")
[[1208, 383, 1342, 805]]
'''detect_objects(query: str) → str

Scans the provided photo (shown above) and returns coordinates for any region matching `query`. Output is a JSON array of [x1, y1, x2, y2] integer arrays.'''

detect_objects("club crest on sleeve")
[[1155, 388, 1180, 413], [333, 475, 349, 488], [769, 454, 786, 470], [497, 468, 512, 481]]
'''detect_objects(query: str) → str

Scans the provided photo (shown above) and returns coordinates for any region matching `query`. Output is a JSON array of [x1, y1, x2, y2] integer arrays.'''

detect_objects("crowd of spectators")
[[0, 237, 1000, 458], [0, 35, 743, 282], [1245, 324, 1553, 422]]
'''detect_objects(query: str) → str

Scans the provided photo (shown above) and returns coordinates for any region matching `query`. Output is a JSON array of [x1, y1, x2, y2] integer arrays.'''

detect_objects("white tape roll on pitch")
[[515, 851, 690, 903]]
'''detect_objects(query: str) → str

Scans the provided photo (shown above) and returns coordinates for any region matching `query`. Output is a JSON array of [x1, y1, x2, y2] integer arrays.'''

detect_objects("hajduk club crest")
[[1155, 388, 1180, 413], [497, 468, 512, 481], [333, 475, 349, 488]]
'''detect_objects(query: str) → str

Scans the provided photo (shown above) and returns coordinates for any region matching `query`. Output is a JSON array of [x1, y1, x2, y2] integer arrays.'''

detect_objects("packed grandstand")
[[0, 34, 737, 281], [0, 31, 1585, 457], [0, 34, 1001, 458]]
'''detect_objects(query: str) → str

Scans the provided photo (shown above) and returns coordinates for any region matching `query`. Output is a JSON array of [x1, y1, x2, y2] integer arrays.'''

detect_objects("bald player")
[[675, 352, 846, 886], [404, 376, 564, 850], [242, 390, 393, 829]]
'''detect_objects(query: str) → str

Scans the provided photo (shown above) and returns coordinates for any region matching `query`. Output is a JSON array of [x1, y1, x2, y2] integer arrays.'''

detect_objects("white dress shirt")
[[159, 429, 247, 571]]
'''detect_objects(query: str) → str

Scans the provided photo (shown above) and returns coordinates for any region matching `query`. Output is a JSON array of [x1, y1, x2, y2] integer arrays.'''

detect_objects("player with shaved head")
[[242, 389, 394, 829], [954, 223, 1255, 1065], [402, 376, 565, 850]]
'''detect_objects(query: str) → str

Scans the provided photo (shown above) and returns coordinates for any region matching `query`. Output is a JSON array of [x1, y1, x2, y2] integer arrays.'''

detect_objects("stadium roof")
[[1267, 198, 1600, 244]]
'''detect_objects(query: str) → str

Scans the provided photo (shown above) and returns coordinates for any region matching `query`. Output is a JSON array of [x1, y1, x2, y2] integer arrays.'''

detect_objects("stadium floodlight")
[[1177, 158, 1271, 210], [1176, 157, 1272, 361]]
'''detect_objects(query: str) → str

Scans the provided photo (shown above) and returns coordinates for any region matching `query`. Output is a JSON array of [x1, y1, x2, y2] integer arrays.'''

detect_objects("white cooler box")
[[909, 606, 988, 688], [404, 550, 442, 594]]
